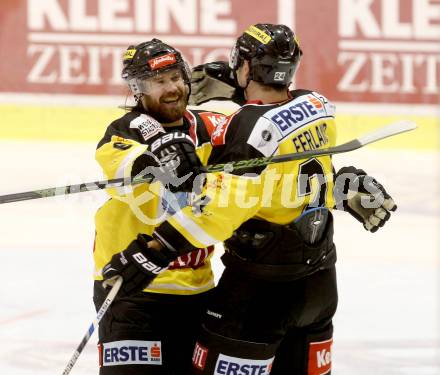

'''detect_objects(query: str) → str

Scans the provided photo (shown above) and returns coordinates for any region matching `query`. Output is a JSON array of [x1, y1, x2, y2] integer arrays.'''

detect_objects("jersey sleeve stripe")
[[168, 211, 219, 248], [154, 212, 217, 252], [170, 210, 218, 247]]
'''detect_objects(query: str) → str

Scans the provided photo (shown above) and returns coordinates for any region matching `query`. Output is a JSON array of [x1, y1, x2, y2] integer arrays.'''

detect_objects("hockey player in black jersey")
[[143, 24, 397, 374], [93, 39, 232, 374]]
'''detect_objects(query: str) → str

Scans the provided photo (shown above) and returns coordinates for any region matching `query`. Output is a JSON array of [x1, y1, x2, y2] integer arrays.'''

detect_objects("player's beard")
[[142, 87, 188, 124]]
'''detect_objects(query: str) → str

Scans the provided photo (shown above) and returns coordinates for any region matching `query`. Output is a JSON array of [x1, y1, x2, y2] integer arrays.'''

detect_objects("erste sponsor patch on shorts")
[[98, 340, 162, 367], [214, 353, 274, 375]]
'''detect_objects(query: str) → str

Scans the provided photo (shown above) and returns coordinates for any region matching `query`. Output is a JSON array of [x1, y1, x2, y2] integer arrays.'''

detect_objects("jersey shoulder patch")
[[263, 92, 335, 139], [246, 116, 282, 157], [197, 111, 229, 139], [209, 111, 237, 146], [129, 113, 165, 141]]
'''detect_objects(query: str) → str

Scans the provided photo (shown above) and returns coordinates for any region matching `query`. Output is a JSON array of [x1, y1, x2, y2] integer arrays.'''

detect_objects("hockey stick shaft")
[[208, 120, 416, 172], [0, 120, 416, 205], [61, 276, 123, 375]]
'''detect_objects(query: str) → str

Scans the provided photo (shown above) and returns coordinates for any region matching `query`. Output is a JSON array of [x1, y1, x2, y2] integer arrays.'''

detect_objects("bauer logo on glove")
[[131, 130, 206, 193], [101, 234, 170, 296]]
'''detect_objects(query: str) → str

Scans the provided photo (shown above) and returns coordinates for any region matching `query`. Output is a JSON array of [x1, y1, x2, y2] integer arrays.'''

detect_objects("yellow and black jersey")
[[94, 108, 228, 295], [154, 89, 337, 251]]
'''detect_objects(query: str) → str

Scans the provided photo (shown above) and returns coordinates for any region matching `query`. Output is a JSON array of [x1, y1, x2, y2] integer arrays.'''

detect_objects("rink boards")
[[0, 95, 438, 149]]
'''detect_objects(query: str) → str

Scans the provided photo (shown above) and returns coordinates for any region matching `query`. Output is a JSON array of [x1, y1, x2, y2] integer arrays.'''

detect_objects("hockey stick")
[[0, 120, 416, 205], [208, 120, 416, 172], [61, 276, 123, 375]]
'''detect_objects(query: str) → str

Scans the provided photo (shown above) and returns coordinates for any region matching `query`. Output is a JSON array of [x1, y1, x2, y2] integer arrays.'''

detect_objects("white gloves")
[[334, 167, 397, 232]]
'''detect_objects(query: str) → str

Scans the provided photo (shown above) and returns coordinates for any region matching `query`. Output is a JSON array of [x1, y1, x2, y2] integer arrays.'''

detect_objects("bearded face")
[[139, 68, 189, 124]]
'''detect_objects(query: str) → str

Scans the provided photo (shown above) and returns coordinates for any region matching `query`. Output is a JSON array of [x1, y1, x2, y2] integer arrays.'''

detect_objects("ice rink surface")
[[0, 140, 439, 374]]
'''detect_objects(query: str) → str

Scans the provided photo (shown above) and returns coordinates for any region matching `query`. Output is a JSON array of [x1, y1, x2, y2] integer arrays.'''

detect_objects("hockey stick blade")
[[0, 120, 416, 204], [357, 120, 416, 146], [61, 276, 123, 375]]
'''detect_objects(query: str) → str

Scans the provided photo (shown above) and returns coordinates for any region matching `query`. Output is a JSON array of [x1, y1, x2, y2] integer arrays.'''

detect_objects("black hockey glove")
[[131, 131, 206, 193], [189, 61, 245, 106], [102, 234, 173, 296], [334, 166, 397, 232]]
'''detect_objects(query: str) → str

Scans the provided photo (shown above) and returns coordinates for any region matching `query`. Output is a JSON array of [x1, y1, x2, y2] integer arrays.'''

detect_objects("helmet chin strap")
[[134, 92, 143, 103], [133, 92, 147, 113]]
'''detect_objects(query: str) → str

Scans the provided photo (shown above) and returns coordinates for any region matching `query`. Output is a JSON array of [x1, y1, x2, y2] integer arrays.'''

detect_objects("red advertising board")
[[298, 0, 440, 104], [0, 0, 438, 104]]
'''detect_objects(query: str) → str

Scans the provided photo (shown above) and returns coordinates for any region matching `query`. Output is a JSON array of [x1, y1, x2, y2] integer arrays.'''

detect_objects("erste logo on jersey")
[[308, 338, 332, 375], [268, 93, 333, 138], [214, 354, 274, 375], [130, 114, 165, 141], [99, 340, 162, 367]]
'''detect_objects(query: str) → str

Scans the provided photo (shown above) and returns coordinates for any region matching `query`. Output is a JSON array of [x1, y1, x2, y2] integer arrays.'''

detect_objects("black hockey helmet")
[[229, 24, 303, 86], [121, 39, 191, 99]]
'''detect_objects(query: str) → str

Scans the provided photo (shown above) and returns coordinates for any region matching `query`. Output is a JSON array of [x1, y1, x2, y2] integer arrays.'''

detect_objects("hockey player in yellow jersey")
[[93, 39, 230, 374], [137, 24, 397, 374]]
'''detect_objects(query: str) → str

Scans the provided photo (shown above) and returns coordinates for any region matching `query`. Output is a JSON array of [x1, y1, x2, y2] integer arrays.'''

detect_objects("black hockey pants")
[[93, 282, 212, 375], [189, 265, 338, 375]]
